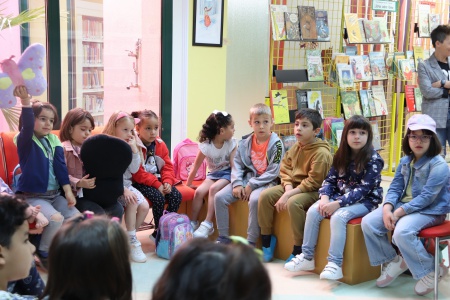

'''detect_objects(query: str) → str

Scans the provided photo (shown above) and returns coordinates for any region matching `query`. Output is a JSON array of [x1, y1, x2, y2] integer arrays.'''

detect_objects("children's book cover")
[[331, 120, 345, 146], [414, 87, 423, 111], [340, 90, 362, 119], [358, 89, 372, 117], [429, 13, 440, 33], [329, 53, 346, 83], [393, 52, 406, 77], [363, 19, 382, 43], [271, 90, 290, 124], [399, 59, 413, 81], [337, 63, 355, 88], [414, 46, 424, 69], [315, 10, 330, 42], [405, 85, 417, 112], [307, 90, 324, 118], [358, 18, 367, 42], [295, 89, 310, 109], [406, 50, 416, 72], [385, 52, 394, 74], [350, 55, 371, 82], [370, 120, 382, 151], [418, 4, 430, 38], [369, 52, 388, 80], [281, 135, 297, 152], [344, 46, 357, 56], [270, 5, 288, 41], [284, 12, 301, 41], [298, 6, 317, 40], [371, 85, 389, 116], [366, 89, 378, 117], [344, 13, 364, 43], [373, 17, 390, 42], [306, 49, 324, 81]]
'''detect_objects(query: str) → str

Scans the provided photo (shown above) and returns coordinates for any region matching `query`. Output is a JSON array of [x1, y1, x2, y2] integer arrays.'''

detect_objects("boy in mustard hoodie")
[[258, 108, 333, 262]]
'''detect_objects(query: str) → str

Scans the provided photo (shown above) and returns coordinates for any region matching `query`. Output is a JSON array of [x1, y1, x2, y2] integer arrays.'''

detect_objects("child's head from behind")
[[199, 110, 234, 143], [294, 108, 322, 145], [43, 215, 132, 300], [103, 111, 137, 142], [19, 100, 59, 138], [402, 114, 441, 159], [0, 194, 35, 284], [248, 103, 273, 141], [132, 109, 159, 144], [152, 238, 271, 300], [59, 108, 95, 145]]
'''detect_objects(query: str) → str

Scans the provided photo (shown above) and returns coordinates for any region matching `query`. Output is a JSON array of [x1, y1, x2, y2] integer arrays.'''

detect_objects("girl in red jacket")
[[131, 110, 182, 240]]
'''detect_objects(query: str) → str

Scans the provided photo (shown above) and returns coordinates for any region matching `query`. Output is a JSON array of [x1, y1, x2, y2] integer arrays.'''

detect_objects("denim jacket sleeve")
[[384, 159, 407, 207]]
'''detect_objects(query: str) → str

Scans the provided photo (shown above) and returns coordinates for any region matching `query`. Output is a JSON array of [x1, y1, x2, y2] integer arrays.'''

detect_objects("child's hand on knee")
[[35, 212, 49, 228], [232, 186, 244, 199], [274, 194, 289, 212], [157, 185, 165, 195]]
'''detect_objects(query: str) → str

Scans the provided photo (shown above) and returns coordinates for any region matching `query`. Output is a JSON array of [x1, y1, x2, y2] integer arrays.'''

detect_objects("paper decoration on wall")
[[0, 43, 47, 108]]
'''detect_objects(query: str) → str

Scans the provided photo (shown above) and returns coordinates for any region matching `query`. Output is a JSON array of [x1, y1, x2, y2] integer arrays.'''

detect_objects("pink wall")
[[0, 0, 21, 132], [103, 0, 161, 121]]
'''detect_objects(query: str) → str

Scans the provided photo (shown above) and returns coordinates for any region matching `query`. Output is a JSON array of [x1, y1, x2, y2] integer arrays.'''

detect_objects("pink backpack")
[[155, 211, 193, 259], [173, 138, 206, 181]]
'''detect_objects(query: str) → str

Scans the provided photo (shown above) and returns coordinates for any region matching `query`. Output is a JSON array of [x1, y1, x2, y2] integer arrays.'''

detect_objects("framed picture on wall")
[[193, 0, 224, 47]]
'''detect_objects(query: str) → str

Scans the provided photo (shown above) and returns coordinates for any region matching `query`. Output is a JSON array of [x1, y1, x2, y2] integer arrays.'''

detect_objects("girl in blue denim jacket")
[[284, 115, 384, 280], [362, 114, 450, 296]]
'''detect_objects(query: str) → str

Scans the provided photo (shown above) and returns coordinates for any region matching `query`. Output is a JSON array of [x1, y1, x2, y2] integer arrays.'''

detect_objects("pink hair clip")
[[115, 111, 140, 125]]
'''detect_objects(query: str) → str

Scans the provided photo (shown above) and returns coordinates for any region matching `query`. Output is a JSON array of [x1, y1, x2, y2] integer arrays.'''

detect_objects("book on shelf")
[[414, 87, 423, 111], [344, 13, 365, 43], [363, 19, 382, 43], [271, 90, 290, 124], [393, 52, 406, 77], [385, 52, 394, 74], [270, 5, 288, 41], [405, 85, 417, 112], [306, 49, 324, 81], [284, 12, 301, 41], [358, 18, 367, 42], [281, 135, 297, 152], [82, 18, 103, 40], [328, 53, 345, 83], [366, 90, 378, 117], [337, 63, 354, 89], [315, 10, 330, 42], [307, 90, 324, 118], [429, 13, 440, 33], [418, 4, 431, 38], [370, 120, 382, 151], [295, 89, 310, 109], [398, 59, 413, 81], [331, 120, 345, 146], [323, 117, 344, 142], [406, 50, 416, 72], [368, 52, 388, 80], [298, 6, 317, 40], [413, 46, 424, 69], [358, 89, 372, 118], [340, 90, 362, 119], [373, 17, 390, 43], [350, 55, 372, 82], [344, 46, 357, 56], [371, 85, 389, 116]]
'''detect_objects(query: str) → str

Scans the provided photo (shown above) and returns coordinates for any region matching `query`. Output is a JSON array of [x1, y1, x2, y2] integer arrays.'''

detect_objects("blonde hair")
[[249, 103, 272, 120]]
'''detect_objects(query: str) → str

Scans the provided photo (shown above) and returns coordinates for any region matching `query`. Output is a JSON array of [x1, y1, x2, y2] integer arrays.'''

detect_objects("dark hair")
[[333, 115, 373, 174], [295, 108, 322, 129], [42, 216, 132, 300], [152, 239, 271, 300], [131, 109, 159, 127], [18, 100, 59, 130], [59, 108, 95, 142], [0, 194, 28, 248], [401, 128, 441, 158], [198, 112, 233, 143], [431, 25, 450, 48]]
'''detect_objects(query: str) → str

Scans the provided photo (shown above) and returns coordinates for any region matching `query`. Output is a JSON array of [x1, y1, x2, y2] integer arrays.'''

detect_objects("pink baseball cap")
[[407, 114, 436, 134]]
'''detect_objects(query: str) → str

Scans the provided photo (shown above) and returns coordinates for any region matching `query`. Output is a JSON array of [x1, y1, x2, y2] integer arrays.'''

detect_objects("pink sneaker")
[[376, 255, 408, 287]]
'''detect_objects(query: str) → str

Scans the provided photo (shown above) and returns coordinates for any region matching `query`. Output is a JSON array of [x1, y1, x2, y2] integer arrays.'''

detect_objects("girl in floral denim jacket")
[[284, 115, 384, 280], [362, 114, 450, 296]]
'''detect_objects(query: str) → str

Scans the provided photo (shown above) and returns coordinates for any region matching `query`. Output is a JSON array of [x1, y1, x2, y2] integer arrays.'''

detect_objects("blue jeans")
[[361, 203, 446, 279], [302, 201, 370, 267], [436, 108, 450, 155]]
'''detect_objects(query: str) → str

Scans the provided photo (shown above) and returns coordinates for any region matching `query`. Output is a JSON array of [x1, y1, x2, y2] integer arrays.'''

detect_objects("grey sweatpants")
[[214, 183, 268, 243]]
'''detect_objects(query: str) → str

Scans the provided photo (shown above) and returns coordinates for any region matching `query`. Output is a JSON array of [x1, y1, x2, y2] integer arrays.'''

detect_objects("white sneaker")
[[320, 262, 343, 280], [376, 255, 408, 287], [130, 239, 147, 263], [193, 221, 214, 238], [191, 220, 199, 231], [414, 264, 449, 296], [284, 253, 315, 272]]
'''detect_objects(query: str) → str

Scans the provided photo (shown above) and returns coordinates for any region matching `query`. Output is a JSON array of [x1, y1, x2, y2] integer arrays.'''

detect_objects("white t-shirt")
[[199, 139, 236, 173]]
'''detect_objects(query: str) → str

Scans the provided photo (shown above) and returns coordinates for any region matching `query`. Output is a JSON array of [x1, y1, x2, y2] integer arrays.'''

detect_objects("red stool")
[[418, 220, 450, 300]]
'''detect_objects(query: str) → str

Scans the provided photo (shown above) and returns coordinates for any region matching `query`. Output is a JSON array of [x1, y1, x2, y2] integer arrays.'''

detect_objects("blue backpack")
[[155, 211, 193, 259]]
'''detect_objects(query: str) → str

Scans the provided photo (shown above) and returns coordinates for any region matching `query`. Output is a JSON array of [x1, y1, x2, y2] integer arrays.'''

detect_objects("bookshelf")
[[74, 1, 104, 126]]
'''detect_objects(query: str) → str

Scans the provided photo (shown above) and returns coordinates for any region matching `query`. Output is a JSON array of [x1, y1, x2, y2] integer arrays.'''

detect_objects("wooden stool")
[[418, 220, 450, 300]]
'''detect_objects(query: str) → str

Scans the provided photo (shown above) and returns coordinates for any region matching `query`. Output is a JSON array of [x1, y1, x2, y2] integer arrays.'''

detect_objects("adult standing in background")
[[418, 25, 450, 156]]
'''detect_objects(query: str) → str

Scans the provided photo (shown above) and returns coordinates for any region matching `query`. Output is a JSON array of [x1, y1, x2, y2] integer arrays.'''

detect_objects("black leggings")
[[132, 183, 182, 229], [75, 198, 124, 220]]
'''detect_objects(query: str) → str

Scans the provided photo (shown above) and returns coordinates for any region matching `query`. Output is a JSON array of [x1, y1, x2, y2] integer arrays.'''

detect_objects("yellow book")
[[271, 90, 290, 124], [345, 13, 364, 43]]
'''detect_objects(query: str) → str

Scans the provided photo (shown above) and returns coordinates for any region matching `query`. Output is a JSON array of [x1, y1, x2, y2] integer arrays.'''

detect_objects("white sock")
[[128, 230, 136, 238], [203, 220, 213, 227]]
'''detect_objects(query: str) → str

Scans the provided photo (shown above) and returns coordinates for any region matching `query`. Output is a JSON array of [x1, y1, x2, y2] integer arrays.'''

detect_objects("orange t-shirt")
[[251, 135, 270, 175]]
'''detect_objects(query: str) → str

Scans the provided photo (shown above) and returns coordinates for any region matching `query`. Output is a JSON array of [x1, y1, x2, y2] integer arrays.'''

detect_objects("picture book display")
[[298, 6, 317, 40], [281, 135, 297, 152], [414, 87, 423, 111], [358, 89, 372, 117], [350, 55, 372, 82], [399, 59, 413, 81], [418, 4, 430, 38], [270, 5, 288, 41], [414, 46, 424, 69], [405, 85, 416, 112], [285, 12, 301, 41], [368, 52, 388, 80], [373, 17, 390, 42], [296, 89, 310, 109], [331, 120, 345, 146], [340, 90, 362, 119], [370, 120, 382, 151], [429, 13, 440, 33], [344, 46, 357, 56], [371, 85, 388, 116], [344, 13, 365, 43], [324, 117, 344, 143], [393, 52, 406, 78], [271, 89, 290, 124], [406, 50, 416, 72], [307, 90, 324, 118], [306, 49, 324, 81], [337, 63, 354, 88], [363, 19, 382, 43], [315, 10, 330, 41]]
